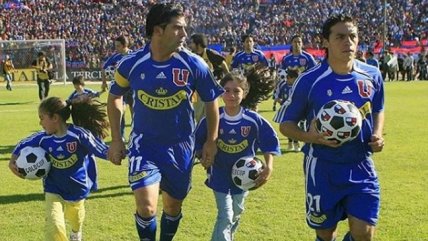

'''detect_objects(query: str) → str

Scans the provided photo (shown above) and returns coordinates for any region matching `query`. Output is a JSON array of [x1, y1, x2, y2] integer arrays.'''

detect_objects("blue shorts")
[[304, 154, 380, 229], [127, 133, 194, 200]]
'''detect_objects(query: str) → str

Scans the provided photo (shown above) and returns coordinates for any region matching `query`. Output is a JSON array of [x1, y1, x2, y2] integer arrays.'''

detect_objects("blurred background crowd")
[[0, 0, 427, 69]]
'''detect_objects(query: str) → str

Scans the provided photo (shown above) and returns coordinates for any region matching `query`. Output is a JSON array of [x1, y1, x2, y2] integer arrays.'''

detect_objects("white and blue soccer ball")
[[231, 156, 264, 191], [315, 100, 363, 145], [16, 146, 51, 180], [104, 65, 116, 78], [277, 68, 287, 81]]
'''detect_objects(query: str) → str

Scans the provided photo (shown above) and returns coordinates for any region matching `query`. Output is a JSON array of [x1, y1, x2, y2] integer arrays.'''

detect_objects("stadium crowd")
[[0, 0, 427, 67]]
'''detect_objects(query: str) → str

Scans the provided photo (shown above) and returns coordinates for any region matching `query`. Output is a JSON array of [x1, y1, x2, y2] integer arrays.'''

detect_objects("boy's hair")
[[115, 35, 129, 47], [241, 34, 253, 43], [190, 33, 208, 48], [72, 76, 85, 86], [39, 97, 109, 139], [321, 13, 355, 40], [290, 35, 302, 42], [146, 3, 185, 38], [220, 65, 275, 110], [286, 69, 299, 79], [37, 51, 46, 57]]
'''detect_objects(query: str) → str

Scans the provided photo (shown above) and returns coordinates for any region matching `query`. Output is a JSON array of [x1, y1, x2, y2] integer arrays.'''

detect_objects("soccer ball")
[[16, 146, 51, 180], [277, 68, 287, 81], [104, 65, 116, 78], [231, 156, 264, 191], [315, 100, 363, 145]]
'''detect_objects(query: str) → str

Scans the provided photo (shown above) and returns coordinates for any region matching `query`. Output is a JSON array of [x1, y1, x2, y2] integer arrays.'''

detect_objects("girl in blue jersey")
[[9, 96, 110, 241], [195, 66, 281, 241], [68, 76, 105, 192]]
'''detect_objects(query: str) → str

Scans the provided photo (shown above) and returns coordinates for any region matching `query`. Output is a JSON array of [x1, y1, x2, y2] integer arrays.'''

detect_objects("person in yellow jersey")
[[189, 33, 229, 122], [32, 51, 53, 100]]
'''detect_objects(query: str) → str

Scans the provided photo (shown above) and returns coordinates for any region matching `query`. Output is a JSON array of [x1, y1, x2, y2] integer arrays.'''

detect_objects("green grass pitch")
[[0, 81, 427, 240]]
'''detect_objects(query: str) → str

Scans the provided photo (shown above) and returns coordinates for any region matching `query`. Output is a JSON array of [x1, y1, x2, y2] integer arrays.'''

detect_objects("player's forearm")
[[372, 112, 385, 137], [263, 153, 274, 169], [280, 121, 311, 143], [204, 100, 219, 142], [107, 93, 124, 141]]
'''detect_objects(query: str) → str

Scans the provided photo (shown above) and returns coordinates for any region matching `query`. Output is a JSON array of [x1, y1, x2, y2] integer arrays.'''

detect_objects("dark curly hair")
[[220, 64, 275, 110], [39, 96, 109, 139]]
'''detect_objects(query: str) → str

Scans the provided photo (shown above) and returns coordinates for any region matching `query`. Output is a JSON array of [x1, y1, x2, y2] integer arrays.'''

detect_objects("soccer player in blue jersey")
[[281, 35, 317, 73], [274, 14, 385, 241], [102, 35, 133, 139], [69, 76, 103, 100], [231, 34, 269, 74], [195, 66, 280, 241], [107, 3, 224, 241], [273, 69, 301, 152], [9, 96, 110, 241]]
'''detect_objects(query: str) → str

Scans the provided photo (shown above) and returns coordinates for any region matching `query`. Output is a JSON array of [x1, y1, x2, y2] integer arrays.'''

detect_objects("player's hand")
[[369, 134, 384, 152], [308, 119, 341, 148], [108, 139, 127, 165], [201, 140, 217, 168], [9, 157, 24, 179], [254, 165, 272, 189]]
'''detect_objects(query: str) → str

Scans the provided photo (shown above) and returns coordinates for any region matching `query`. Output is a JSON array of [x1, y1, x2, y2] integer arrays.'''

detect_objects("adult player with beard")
[[107, 3, 224, 241]]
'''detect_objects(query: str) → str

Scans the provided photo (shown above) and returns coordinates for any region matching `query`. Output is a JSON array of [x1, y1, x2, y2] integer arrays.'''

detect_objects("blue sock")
[[160, 211, 182, 241], [316, 236, 336, 241], [342, 232, 353, 241], [135, 213, 156, 241]]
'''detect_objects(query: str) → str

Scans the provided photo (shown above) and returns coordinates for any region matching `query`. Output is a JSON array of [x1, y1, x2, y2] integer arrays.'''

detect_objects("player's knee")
[[348, 232, 373, 241], [136, 205, 157, 217]]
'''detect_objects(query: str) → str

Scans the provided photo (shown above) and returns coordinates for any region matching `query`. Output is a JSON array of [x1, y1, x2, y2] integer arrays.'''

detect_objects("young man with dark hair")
[[107, 3, 224, 241], [231, 34, 269, 74], [275, 14, 385, 241], [281, 34, 317, 73]]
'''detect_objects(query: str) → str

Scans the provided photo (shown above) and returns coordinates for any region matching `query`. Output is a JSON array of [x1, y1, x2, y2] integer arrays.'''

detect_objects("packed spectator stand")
[[0, 0, 427, 70]]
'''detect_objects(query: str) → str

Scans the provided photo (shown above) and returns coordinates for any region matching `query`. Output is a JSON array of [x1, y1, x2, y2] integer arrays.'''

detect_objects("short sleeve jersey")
[[110, 43, 224, 144], [13, 125, 108, 201], [281, 51, 317, 72], [274, 59, 384, 163], [195, 107, 280, 194]]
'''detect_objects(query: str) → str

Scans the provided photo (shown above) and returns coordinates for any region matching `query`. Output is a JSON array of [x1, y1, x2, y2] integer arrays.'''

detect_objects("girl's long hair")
[[39, 96, 109, 139], [220, 64, 275, 110]]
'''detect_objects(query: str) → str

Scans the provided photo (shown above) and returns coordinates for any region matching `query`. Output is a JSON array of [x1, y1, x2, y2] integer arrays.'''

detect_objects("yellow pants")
[[45, 192, 85, 241]]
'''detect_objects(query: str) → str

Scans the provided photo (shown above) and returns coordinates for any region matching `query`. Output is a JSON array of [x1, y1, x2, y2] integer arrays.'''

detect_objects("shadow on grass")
[[0, 145, 15, 160], [0, 101, 34, 106], [88, 184, 131, 200], [0, 185, 131, 204], [0, 193, 44, 204]]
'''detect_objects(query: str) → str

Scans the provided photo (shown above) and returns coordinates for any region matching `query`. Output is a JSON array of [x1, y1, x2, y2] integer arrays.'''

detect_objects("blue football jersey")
[[231, 49, 269, 72], [102, 50, 133, 70], [281, 51, 317, 72], [274, 59, 384, 163], [273, 79, 293, 105], [195, 107, 280, 194], [68, 88, 99, 100], [110, 43, 224, 144], [13, 125, 108, 201]]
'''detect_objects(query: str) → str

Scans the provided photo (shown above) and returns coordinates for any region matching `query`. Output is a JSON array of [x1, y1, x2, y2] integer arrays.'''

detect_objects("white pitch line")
[[0, 109, 35, 113]]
